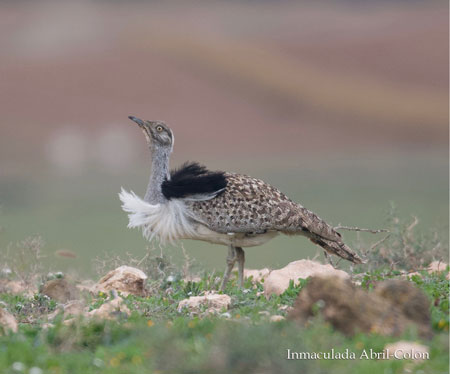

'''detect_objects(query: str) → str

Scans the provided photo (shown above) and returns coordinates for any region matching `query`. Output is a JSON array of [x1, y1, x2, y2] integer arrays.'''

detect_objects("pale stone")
[[264, 260, 349, 297], [48, 300, 86, 321], [63, 300, 85, 316], [49, 297, 130, 322], [270, 315, 285, 322], [95, 266, 147, 296], [403, 271, 421, 278], [63, 318, 76, 326], [178, 292, 231, 314], [428, 261, 448, 274], [403, 261, 449, 280], [88, 297, 131, 320], [0, 280, 37, 297], [384, 341, 429, 362], [76, 280, 96, 293], [0, 307, 18, 334], [244, 268, 271, 283]]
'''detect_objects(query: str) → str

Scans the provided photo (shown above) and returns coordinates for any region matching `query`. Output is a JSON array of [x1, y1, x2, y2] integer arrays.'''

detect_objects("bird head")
[[128, 116, 174, 151]]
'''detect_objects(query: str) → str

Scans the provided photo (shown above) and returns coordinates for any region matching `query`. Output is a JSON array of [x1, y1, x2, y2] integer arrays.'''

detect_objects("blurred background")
[[0, 0, 448, 277]]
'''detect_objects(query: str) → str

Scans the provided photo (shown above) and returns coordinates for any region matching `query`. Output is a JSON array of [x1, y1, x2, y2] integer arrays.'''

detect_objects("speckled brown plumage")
[[123, 116, 365, 292], [187, 173, 363, 264]]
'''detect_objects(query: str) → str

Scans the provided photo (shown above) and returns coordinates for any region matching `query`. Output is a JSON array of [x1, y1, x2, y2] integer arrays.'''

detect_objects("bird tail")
[[310, 236, 365, 264]]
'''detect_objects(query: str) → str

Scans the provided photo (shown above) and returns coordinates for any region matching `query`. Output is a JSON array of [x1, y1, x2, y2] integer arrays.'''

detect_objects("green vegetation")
[[0, 269, 448, 374], [0, 168, 448, 373], [0, 154, 447, 278]]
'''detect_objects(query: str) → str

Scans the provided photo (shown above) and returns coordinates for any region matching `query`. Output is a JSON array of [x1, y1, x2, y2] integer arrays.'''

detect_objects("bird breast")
[[184, 225, 279, 247], [119, 188, 279, 247]]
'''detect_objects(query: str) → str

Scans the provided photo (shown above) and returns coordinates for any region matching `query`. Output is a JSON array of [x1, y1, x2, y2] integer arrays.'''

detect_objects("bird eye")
[[156, 126, 163, 132]]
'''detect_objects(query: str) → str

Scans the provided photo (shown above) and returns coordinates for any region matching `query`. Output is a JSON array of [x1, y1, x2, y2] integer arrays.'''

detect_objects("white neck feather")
[[119, 188, 197, 244]]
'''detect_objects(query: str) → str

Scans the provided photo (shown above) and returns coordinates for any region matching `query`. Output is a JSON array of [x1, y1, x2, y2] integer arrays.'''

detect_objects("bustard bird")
[[119, 116, 364, 290]]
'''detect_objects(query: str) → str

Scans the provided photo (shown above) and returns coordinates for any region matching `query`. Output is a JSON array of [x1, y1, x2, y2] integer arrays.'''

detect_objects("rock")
[[95, 266, 147, 296], [178, 292, 231, 314], [264, 260, 349, 297], [0, 280, 37, 297], [374, 280, 431, 335], [288, 276, 432, 338], [41, 279, 80, 303], [76, 280, 96, 294], [403, 271, 421, 279], [63, 318, 76, 326], [384, 341, 429, 361], [244, 268, 270, 283], [402, 261, 449, 280], [428, 261, 448, 274], [89, 297, 131, 320], [48, 296, 131, 322], [48, 300, 85, 321], [63, 300, 85, 316], [270, 315, 285, 322], [0, 307, 18, 334]]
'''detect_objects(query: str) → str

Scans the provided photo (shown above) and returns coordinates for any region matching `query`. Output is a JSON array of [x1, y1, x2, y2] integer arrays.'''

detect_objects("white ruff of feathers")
[[119, 188, 198, 245]]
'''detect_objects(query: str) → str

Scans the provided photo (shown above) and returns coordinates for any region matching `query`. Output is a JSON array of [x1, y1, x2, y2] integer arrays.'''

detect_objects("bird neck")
[[144, 146, 171, 204]]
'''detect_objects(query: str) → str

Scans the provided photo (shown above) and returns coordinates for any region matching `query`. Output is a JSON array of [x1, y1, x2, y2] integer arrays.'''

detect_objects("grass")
[[0, 157, 448, 373], [0, 154, 447, 278], [0, 211, 448, 373], [0, 269, 448, 374]]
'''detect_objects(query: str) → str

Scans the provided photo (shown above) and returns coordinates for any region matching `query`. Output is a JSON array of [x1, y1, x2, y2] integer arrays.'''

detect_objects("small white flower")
[[92, 358, 104, 368], [1, 268, 12, 277], [29, 367, 43, 374], [12, 362, 25, 372], [316, 299, 325, 308], [166, 275, 176, 283]]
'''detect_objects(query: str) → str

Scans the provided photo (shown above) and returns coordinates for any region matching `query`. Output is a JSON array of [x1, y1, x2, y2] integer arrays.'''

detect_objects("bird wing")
[[187, 173, 341, 241], [162, 162, 227, 201]]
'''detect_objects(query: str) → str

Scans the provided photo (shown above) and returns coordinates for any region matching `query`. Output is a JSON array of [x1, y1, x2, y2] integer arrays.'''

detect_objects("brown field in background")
[[0, 1, 447, 170], [0, 1, 447, 274]]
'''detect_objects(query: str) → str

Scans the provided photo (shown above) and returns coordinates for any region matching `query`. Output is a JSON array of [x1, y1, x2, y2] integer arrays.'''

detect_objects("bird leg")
[[323, 251, 335, 267], [235, 247, 245, 288], [220, 245, 237, 291]]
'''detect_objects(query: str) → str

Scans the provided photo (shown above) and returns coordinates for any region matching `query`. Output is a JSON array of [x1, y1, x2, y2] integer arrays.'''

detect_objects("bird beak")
[[128, 116, 145, 128]]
